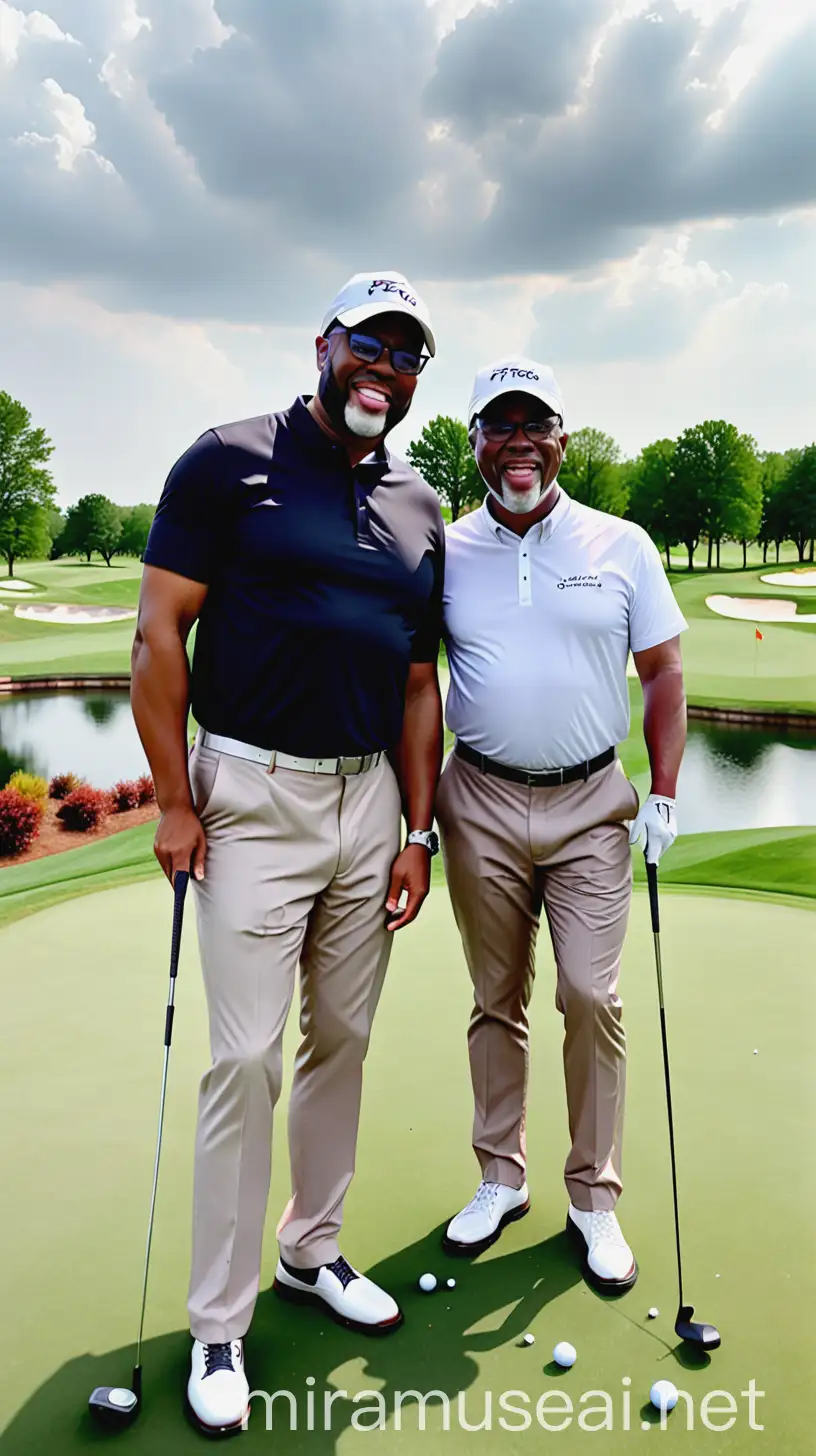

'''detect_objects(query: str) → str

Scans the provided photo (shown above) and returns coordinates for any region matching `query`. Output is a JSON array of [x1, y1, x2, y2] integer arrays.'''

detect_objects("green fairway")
[[668, 565, 816, 714], [0, 560, 143, 676], [0, 882, 813, 1452], [4, 550, 816, 714]]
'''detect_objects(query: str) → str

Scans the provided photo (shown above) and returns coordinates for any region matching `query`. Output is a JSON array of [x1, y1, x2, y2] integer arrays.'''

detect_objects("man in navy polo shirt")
[[132, 272, 444, 1436]]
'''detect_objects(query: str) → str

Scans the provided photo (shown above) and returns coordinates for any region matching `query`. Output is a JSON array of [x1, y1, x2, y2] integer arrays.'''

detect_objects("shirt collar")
[[287, 395, 391, 479], [479, 486, 571, 544]]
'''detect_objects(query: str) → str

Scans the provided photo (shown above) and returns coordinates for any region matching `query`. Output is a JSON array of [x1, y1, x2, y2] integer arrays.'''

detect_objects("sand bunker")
[[706, 594, 816, 623], [0, 579, 36, 593], [14, 603, 137, 624], [759, 570, 816, 587]]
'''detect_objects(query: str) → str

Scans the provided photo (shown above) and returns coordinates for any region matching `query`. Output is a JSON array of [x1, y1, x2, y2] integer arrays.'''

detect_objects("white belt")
[[198, 729, 383, 776]]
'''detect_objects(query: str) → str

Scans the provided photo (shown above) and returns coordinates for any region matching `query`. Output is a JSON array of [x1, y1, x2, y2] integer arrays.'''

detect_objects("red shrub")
[[49, 772, 82, 800], [0, 788, 44, 857], [56, 786, 110, 832], [111, 779, 141, 813], [136, 774, 156, 806]]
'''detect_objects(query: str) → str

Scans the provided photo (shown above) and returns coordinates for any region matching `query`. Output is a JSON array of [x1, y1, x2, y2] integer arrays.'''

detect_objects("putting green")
[[1, 883, 813, 1452]]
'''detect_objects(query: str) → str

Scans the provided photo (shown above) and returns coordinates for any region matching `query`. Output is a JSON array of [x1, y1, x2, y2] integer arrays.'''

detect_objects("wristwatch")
[[407, 829, 440, 856]]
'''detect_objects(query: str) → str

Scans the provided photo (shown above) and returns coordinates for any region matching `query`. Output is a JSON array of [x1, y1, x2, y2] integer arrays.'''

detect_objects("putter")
[[646, 859, 721, 1352], [88, 869, 190, 1428]]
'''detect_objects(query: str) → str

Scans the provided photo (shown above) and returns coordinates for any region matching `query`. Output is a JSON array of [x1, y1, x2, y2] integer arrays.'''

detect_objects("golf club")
[[88, 869, 190, 1429], [646, 858, 720, 1351]]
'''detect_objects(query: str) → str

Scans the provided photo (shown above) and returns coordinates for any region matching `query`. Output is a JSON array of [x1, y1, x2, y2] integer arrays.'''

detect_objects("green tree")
[[780, 445, 816, 562], [625, 439, 678, 570], [757, 452, 793, 564], [60, 494, 123, 566], [558, 428, 627, 515], [116, 503, 155, 559], [407, 416, 484, 521], [672, 421, 759, 570], [0, 391, 55, 577]]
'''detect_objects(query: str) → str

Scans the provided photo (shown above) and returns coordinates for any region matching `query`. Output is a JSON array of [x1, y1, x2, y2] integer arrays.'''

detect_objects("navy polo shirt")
[[143, 397, 445, 757]]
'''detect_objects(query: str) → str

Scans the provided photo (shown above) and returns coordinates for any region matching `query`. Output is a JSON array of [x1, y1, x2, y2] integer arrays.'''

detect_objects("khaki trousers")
[[186, 739, 401, 1343], [436, 751, 639, 1212]]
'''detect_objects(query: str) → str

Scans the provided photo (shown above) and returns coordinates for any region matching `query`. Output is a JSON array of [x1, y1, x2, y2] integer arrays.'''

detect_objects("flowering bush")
[[49, 772, 83, 800], [136, 774, 156, 806], [56, 786, 110, 832], [5, 770, 48, 802], [111, 779, 141, 813], [0, 788, 44, 856]]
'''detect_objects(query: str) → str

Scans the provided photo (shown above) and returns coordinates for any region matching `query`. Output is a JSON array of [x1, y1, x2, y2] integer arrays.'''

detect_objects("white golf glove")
[[628, 794, 677, 864]]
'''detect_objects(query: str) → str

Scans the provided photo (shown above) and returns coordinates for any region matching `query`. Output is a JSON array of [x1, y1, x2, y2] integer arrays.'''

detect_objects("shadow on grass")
[[0, 1227, 579, 1453]]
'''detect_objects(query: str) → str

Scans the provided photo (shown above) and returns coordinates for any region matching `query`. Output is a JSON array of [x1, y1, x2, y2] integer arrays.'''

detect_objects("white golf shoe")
[[273, 1254, 403, 1334], [566, 1205, 638, 1293], [186, 1338, 249, 1437], [443, 1180, 530, 1255]]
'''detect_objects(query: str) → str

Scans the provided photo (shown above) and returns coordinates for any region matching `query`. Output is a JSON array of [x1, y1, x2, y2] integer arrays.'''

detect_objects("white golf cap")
[[320, 271, 436, 357], [468, 355, 564, 428]]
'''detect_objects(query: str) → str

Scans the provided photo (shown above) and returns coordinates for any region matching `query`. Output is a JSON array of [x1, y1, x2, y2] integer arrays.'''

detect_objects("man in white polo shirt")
[[437, 357, 687, 1294]]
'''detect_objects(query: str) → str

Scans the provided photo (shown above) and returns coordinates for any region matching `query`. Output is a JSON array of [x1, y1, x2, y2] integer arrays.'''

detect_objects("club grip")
[[169, 870, 189, 979], [646, 858, 660, 933]]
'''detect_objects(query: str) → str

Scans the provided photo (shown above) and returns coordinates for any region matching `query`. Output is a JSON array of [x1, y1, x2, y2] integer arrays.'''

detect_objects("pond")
[[0, 691, 815, 833]]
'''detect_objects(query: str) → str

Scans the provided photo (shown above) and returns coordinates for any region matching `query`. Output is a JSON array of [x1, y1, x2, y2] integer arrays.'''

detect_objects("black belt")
[[455, 741, 616, 788]]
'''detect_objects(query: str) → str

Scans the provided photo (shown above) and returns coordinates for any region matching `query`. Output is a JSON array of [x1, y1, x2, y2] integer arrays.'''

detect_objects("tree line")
[[407, 415, 816, 570], [2, 388, 814, 576], [0, 391, 154, 575]]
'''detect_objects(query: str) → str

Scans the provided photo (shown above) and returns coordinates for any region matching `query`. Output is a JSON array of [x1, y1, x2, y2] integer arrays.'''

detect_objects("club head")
[[88, 1386, 140, 1429], [675, 1303, 721, 1350]]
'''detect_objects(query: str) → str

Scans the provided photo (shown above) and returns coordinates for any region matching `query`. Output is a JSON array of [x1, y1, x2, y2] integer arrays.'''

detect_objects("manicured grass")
[[0, 821, 160, 928], [667, 565, 816, 714], [4, 552, 816, 715], [2, 808, 813, 933], [0, 882, 813, 1451], [0, 559, 144, 676]]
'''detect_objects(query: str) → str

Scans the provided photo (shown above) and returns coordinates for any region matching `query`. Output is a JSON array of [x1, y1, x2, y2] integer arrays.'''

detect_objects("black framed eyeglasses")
[[330, 327, 430, 376], [475, 415, 563, 443]]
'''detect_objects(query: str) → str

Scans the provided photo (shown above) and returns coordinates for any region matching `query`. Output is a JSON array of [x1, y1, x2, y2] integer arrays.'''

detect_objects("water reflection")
[[0, 691, 147, 787], [678, 720, 816, 833], [0, 692, 814, 831]]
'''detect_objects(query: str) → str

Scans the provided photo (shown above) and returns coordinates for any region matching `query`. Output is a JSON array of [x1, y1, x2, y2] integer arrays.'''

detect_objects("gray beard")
[[488, 470, 544, 515], [344, 399, 385, 439]]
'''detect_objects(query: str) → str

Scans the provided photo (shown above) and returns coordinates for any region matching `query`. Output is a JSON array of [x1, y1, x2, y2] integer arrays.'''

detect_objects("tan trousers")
[[186, 739, 401, 1343], [436, 751, 639, 1213]]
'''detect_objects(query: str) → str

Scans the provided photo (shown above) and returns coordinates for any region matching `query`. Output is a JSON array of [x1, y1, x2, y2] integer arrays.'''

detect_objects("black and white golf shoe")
[[186, 1338, 249, 1438], [273, 1254, 403, 1334]]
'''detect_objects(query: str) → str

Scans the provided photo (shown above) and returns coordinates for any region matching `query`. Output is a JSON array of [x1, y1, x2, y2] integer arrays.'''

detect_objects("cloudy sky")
[[1, 0, 814, 507]]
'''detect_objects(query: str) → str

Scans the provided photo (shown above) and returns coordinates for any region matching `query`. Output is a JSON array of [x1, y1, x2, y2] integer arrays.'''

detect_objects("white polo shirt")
[[443, 491, 688, 771]]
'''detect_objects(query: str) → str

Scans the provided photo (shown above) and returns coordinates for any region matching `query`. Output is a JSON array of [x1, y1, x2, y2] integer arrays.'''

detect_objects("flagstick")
[[754, 625, 759, 678]]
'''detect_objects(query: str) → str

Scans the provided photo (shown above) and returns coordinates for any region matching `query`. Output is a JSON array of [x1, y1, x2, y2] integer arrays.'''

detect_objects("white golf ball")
[[553, 1341, 577, 1368], [446, 1278, 456, 1289], [753, 1049, 759, 1055], [522, 1333, 535, 1346], [650, 1380, 678, 1412], [418, 1273, 437, 1293], [647, 1307, 659, 1319]]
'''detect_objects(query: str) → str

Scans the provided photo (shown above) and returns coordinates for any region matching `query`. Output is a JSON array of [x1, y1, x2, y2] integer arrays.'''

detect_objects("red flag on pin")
[[755, 628, 763, 641]]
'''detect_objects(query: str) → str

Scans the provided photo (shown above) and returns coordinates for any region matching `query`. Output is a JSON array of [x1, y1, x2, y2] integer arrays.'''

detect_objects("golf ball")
[[418, 1273, 437, 1293], [647, 1308, 659, 1319], [553, 1341, 577, 1368], [522, 1333, 535, 1347], [446, 1278, 456, 1289], [650, 1380, 678, 1412]]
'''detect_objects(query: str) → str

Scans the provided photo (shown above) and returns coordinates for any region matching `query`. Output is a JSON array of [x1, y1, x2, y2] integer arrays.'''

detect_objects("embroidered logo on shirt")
[[557, 574, 601, 590]]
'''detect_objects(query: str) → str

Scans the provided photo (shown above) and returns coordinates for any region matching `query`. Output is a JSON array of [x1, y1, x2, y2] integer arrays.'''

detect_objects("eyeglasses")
[[329, 328, 430, 376], [476, 416, 563, 443]]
